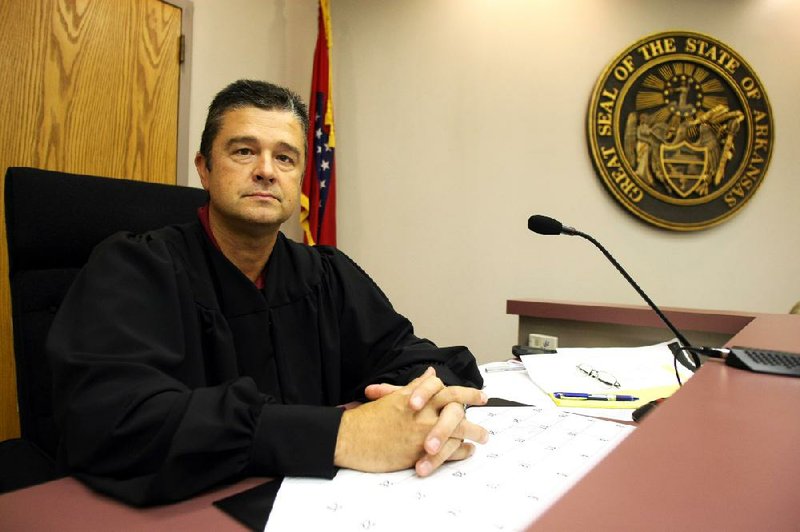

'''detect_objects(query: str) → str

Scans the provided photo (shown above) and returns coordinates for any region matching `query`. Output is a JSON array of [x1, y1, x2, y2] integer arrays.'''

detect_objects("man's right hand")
[[333, 369, 488, 475]]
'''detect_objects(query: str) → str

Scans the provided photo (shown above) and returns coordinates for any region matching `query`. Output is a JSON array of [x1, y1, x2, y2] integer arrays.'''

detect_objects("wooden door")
[[0, 0, 182, 441]]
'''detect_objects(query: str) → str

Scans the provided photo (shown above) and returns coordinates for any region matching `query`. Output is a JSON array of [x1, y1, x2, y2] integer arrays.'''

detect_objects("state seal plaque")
[[587, 31, 773, 230]]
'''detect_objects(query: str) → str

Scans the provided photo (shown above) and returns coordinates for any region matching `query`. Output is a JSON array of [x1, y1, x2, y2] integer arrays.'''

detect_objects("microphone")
[[528, 214, 578, 236], [527, 214, 705, 371]]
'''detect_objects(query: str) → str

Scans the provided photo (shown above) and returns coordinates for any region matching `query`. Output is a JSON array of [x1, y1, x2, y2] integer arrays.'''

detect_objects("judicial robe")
[[47, 221, 482, 505]]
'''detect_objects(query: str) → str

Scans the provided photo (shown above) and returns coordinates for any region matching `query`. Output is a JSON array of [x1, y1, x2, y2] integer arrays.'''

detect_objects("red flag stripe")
[[300, 0, 337, 246]]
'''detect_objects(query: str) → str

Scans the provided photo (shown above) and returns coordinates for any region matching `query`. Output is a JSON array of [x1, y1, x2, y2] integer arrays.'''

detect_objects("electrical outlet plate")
[[528, 333, 558, 350]]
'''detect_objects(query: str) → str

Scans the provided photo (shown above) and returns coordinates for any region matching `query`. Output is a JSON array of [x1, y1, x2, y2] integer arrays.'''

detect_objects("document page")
[[520, 341, 692, 419], [265, 407, 634, 531], [521, 341, 692, 394]]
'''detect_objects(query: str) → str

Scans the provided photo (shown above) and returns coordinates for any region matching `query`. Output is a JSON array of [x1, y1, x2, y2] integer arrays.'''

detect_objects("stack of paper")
[[520, 341, 693, 411], [265, 407, 634, 531]]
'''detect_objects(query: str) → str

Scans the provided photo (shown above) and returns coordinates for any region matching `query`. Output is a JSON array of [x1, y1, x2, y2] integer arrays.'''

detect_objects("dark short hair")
[[199, 79, 309, 169]]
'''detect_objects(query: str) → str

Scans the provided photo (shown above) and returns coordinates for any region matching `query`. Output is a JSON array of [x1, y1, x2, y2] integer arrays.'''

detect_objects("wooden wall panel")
[[0, 0, 182, 441]]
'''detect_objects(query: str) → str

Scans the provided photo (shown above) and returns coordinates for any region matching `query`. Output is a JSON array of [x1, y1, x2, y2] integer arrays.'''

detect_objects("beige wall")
[[187, 0, 800, 364]]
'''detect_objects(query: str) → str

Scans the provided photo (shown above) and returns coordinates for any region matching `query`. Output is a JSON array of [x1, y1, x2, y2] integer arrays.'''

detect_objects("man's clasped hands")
[[334, 367, 490, 477]]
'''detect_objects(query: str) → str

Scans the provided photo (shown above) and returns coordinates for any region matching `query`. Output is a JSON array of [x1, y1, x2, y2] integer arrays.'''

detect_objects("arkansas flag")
[[300, 0, 336, 246]]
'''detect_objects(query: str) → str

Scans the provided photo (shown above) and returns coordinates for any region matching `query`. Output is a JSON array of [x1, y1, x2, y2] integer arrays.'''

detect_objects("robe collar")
[[197, 204, 265, 289], [188, 213, 323, 314]]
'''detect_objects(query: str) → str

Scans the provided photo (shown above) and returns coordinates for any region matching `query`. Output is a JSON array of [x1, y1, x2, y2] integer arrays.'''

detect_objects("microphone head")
[[528, 215, 563, 235]]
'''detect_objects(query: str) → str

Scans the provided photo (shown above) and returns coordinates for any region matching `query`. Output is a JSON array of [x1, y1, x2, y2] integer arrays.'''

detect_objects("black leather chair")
[[1, 167, 208, 492]]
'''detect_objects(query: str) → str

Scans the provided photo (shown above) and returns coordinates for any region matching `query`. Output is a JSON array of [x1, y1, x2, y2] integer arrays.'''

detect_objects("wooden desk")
[[507, 298, 759, 348], [527, 311, 800, 531], [0, 476, 266, 530], [2, 306, 798, 530]]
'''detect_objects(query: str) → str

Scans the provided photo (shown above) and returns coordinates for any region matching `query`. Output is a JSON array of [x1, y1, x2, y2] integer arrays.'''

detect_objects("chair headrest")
[[4, 167, 208, 273]]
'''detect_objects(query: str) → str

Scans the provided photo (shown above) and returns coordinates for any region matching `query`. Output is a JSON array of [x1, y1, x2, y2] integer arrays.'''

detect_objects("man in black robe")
[[47, 80, 487, 506]]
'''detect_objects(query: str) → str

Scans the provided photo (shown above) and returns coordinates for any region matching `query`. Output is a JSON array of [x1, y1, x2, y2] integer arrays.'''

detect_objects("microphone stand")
[[568, 228, 703, 370]]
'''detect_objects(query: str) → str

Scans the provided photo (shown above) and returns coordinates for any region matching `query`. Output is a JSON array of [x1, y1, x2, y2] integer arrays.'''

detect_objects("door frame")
[[165, 0, 193, 186]]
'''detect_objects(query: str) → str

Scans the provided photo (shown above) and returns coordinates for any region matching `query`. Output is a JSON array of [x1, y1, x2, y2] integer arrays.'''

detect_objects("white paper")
[[479, 363, 555, 409], [520, 341, 692, 395], [265, 407, 634, 532]]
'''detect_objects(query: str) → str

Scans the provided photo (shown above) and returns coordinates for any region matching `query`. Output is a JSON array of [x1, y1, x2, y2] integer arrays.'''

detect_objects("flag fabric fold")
[[300, 0, 336, 246]]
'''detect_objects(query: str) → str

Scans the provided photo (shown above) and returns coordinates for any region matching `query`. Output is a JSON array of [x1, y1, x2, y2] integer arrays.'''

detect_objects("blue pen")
[[553, 392, 639, 401]]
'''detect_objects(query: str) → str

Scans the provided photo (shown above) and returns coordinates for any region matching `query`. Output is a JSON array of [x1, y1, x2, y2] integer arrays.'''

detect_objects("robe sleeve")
[[47, 233, 342, 505], [321, 248, 484, 399]]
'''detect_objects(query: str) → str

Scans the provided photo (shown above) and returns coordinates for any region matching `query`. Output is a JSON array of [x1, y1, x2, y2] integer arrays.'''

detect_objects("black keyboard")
[[726, 347, 800, 377]]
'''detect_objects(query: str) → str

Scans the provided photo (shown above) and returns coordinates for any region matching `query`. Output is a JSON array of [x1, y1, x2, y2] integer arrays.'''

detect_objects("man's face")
[[195, 106, 305, 233]]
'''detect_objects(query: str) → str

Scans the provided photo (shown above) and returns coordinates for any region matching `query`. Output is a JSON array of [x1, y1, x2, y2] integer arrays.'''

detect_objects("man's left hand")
[[364, 367, 488, 476]]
